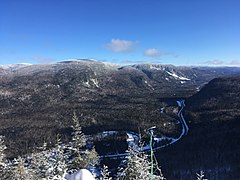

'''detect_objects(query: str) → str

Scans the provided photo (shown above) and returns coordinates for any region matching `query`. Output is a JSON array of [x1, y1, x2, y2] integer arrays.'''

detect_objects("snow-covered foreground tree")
[[10, 156, 37, 180], [0, 135, 6, 165], [0, 114, 98, 179], [117, 145, 165, 180], [29, 113, 99, 179], [0, 136, 37, 179], [0, 135, 11, 179], [66, 112, 98, 172], [0, 116, 209, 179], [30, 136, 69, 179]]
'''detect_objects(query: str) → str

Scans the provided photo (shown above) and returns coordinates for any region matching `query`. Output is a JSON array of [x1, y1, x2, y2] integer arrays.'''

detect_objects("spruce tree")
[[10, 156, 37, 180], [66, 112, 98, 171], [0, 135, 11, 179], [117, 143, 165, 180]]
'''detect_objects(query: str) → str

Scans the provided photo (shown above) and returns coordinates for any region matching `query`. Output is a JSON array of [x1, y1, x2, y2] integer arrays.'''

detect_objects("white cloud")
[[229, 60, 240, 66], [144, 48, 160, 57], [144, 48, 178, 58], [202, 59, 240, 66], [203, 59, 225, 65], [106, 39, 135, 52]]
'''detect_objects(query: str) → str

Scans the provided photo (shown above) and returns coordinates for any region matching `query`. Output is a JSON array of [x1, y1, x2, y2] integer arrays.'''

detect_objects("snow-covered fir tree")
[[0, 135, 6, 165], [30, 141, 53, 178], [0, 135, 11, 179], [66, 112, 98, 172], [29, 113, 98, 179], [72, 112, 86, 148], [10, 156, 37, 180], [117, 146, 165, 180], [45, 136, 68, 179]]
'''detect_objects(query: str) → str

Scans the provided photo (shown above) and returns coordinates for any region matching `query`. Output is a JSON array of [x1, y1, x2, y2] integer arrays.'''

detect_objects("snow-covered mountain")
[[0, 63, 32, 71], [2, 60, 239, 93], [0, 59, 240, 158], [1, 60, 240, 179]]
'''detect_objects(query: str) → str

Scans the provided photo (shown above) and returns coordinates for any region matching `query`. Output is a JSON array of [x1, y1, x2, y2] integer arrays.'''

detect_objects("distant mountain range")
[[0, 63, 32, 72], [1, 60, 240, 97], [0, 60, 240, 179]]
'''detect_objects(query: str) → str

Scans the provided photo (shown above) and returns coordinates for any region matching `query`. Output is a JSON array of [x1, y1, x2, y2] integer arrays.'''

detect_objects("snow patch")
[[196, 86, 200, 91], [150, 65, 162, 70], [126, 133, 134, 142], [166, 71, 190, 81], [90, 78, 99, 87], [165, 77, 169, 81], [160, 107, 165, 113], [102, 61, 120, 69], [83, 78, 99, 88], [65, 169, 95, 180], [96, 131, 118, 139], [83, 81, 91, 87], [144, 80, 154, 90]]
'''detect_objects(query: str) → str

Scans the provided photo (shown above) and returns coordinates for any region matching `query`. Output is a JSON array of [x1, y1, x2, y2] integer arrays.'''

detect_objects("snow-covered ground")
[[144, 80, 154, 90], [166, 71, 191, 81], [65, 169, 95, 180]]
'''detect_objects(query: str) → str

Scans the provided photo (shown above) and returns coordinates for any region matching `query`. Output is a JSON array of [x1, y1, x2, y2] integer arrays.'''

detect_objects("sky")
[[0, 0, 240, 66]]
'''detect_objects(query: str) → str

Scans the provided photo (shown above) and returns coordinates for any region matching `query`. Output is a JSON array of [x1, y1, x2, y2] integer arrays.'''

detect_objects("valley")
[[0, 60, 240, 179]]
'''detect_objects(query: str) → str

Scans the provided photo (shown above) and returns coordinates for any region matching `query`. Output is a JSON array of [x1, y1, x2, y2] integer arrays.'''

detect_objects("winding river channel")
[[94, 100, 189, 159]]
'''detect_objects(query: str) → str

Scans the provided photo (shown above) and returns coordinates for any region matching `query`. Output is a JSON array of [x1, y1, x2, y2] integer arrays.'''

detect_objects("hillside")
[[156, 76, 240, 179], [186, 76, 240, 119], [0, 60, 240, 158]]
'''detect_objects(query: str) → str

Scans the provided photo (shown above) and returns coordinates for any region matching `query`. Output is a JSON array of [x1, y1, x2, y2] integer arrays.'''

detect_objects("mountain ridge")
[[0, 60, 240, 159]]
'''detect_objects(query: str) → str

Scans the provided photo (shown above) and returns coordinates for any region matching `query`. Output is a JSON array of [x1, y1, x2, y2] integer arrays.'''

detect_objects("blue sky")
[[0, 0, 240, 66]]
